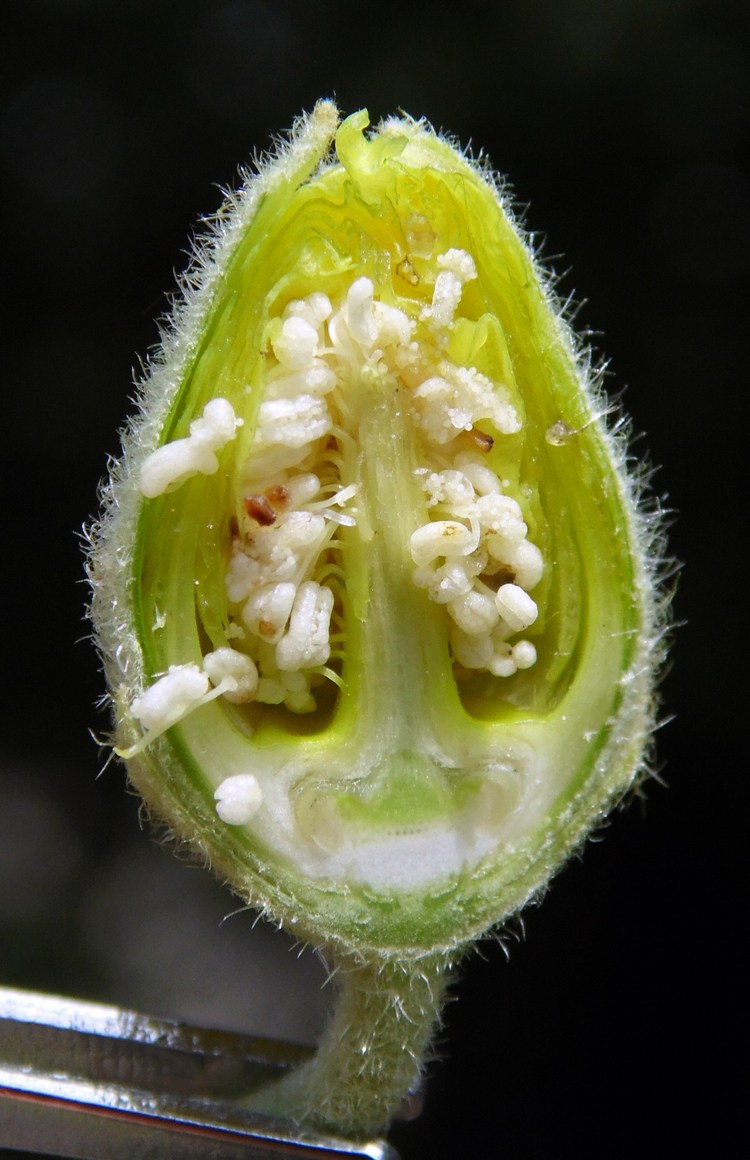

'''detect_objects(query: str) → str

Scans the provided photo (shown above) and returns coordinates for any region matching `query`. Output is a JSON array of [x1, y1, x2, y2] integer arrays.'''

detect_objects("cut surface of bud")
[[88, 102, 666, 959], [87, 101, 670, 1138]]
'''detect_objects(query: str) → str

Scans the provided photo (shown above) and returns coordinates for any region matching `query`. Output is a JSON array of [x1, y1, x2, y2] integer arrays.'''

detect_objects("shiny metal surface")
[[0, 984, 398, 1159]]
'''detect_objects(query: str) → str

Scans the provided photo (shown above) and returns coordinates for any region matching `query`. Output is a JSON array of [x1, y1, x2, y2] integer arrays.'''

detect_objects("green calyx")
[[88, 101, 667, 1135]]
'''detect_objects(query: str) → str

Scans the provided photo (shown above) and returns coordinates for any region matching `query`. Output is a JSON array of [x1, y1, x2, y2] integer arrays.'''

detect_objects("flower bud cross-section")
[[87, 102, 667, 1137]]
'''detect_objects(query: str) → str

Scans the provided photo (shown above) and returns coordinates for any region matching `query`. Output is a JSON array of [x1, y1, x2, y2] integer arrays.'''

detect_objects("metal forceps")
[[0, 984, 398, 1159]]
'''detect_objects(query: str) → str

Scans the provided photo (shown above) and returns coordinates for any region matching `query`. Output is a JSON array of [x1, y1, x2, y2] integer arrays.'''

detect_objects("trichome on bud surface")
[[87, 101, 669, 1137]]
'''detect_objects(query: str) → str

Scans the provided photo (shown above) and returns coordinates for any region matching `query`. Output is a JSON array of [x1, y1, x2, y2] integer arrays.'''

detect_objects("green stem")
[[255, 949, 452, 1136]]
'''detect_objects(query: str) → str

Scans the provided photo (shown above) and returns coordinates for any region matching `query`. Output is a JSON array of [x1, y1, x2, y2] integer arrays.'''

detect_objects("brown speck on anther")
[[244, 494, 277, 526], [456, 427, 494, 454], [265, 484, 290, 508], [258, 620, 276, 638], [229, 516, 240, 539], [470, 428, 494, 452]]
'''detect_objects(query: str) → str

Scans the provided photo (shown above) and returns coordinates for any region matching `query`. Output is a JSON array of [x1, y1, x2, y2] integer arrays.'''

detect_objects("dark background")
[[1, 2, 747, 1157]]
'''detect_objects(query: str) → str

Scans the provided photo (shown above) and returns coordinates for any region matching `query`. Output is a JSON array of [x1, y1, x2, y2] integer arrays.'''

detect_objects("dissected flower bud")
[[87, 102, 669, 1138]]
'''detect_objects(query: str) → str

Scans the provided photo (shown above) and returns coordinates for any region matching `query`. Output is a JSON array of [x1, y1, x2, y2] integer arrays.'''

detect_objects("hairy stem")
[[255, 949, 452, 1136]]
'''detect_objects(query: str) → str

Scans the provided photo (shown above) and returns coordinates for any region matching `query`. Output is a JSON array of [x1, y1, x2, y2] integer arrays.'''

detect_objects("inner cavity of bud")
[[219, 250, 543, 714], [132, 248, 546, 783]]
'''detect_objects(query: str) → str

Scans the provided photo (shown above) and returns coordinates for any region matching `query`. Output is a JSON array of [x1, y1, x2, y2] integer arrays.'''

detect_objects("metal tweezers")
[[0, 984, 398, 1159]]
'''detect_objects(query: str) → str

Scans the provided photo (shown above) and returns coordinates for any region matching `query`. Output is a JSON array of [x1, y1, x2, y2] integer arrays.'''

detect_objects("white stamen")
[[410, 520, 478, 566], [130, 664, 210, 733], [413, 364, 520, 444], [276, 581, 334, 671], [488, 641, 517, 678], [214, 774, 263, 825], [505, 540, 544, 590], [428, 559, 477, 604], [437, 248, 477, 281], [448, 588, 500, 636], [424, 270, 464, 329], [454, 453, 503, 496], [274, 510, 328, 551], [283, 292, 332, 328], [242, 582, 297, 643], [272, 316, 320, 368], [285, 473, 322, 506], [265, 362, 337, 398], [451, 626, 494, 669], [140, 398, 241, 498], [495, 584, 539, 632], [256, 395, 331, 448], [203, 647, 259, 703], [346, 277, 378, 348], [422, 469, 476, 511], [372, 301, 413, 348], [226, 542, 288, 601], [420, 250, 477, 330], [473, 493, 527, 538], [228, 512, 327, 599], [511, 640, 538, 670], [224, 552, 256, 607]]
